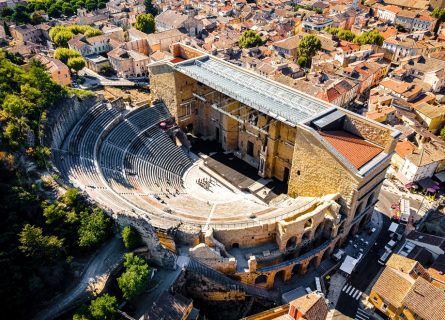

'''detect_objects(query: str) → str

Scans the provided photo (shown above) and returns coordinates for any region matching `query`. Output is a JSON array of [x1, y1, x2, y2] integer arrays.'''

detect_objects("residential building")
[[155, 9, 203, 37], [301, 15, 333, 32], [377, 5, 401, 23], [10, 24, 43, 44], [242, 292, 329, 320], [68, 34, 115, 57], [369, 254, 445, 320], [107, 47, 150, 78], [33, 53, 71, 86]]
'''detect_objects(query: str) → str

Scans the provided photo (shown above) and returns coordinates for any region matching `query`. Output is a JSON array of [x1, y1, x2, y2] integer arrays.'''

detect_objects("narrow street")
[[333, 187, 396, 319]]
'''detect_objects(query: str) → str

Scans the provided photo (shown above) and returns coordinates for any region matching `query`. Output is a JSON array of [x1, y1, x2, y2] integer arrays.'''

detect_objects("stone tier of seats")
[[53, 102, 194, 227]]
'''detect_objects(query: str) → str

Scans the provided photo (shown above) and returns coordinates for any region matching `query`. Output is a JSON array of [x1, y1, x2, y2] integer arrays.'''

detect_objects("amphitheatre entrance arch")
[[307, 256, 318, 272], [273, 270, 286, 287], [286, 236, 297, 250], [292, 263, 300, 276], [255, 274, 267, 285]]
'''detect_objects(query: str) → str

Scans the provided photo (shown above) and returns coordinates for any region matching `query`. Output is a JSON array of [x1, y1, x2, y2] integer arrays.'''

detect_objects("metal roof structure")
[[173, 55, 331, 126]]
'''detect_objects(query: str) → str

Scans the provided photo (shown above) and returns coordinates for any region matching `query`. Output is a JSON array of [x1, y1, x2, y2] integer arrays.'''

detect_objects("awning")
[[418, 178, 436, 190], [389, 222, 399, 233], [339, 255, 357, 275], [434, 171, 445, 183]]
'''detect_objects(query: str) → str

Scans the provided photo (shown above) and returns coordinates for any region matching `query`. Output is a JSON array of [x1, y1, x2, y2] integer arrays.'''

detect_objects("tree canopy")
[[74, 294, 118, 320], [49, 25, 102, 47], [134, 13, 155, 34], [67, 56, 86, 73], [121, 226, 142, 250], [298, 34, 322, 57], [54, 48, 81, 64], [238, 30, 263, 48], [1, 0, 107, 24], [324, 27, 355, 42], [18, 224, 64, 259], [353, 30, 384, 46], [78, 208, 111, 248], [117, 253, 150, 300], [144, 0, 158, 16]]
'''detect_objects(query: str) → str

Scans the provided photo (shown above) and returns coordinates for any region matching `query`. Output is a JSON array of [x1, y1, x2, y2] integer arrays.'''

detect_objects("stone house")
[[68, 34, 115, 57], [155, 9, 203, 37], [369, 254, 445, 320], [107, 47, 150, 78], [33, 53, 71, 86], [10, 24, 44, 44]]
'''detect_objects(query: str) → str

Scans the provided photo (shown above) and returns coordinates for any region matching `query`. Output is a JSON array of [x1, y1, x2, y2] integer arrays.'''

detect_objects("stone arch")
[[302, 229, 311, 242], [274, 270, 286, 287], [307, 256, 318, 272], [304, 218, 313, 229], [292, 263, 300, 276], [322, 247, 332, 261], [354, 202, 363, 219], [232, 243, 239, 248], [286, 236, 297, 250], [359, 213, 369, 230], [255, 274, 267, 284], [366, 193, 375, 208], [314, 222, 324, 238]]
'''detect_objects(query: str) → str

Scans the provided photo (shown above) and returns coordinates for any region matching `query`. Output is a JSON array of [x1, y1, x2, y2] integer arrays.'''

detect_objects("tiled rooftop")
[[319, 130, 384, 169]]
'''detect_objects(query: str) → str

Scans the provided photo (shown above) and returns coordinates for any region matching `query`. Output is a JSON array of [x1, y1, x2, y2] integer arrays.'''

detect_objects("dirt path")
[[35, 236, 124, 320]]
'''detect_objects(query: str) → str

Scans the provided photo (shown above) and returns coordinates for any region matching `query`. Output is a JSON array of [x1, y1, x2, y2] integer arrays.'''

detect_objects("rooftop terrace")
[[173, 55, 331, 126]]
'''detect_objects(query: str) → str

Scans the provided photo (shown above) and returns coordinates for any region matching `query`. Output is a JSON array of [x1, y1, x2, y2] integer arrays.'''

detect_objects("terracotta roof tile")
[[319, 130, 383, 169]]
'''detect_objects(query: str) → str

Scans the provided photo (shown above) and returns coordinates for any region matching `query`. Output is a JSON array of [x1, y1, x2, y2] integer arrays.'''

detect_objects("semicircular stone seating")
[[53, 101, 194, 225]]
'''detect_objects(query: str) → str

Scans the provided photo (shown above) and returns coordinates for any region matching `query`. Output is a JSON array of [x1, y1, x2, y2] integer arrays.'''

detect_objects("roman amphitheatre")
[[51, 44, 399, 290]]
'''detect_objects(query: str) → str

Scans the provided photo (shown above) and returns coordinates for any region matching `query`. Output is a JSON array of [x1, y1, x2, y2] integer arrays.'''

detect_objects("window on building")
[[382, 303, 388, 310]]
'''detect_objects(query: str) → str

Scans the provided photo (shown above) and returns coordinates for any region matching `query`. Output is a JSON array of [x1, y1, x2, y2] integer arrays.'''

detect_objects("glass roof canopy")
[[173, 55, 331, 126]]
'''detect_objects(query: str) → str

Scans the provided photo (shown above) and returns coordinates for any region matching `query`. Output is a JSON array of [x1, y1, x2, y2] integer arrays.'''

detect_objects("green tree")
[[88, 294, 117, 319], [67, 56, 86, 73], [238, 30, 263, 48], [78, 208, 110, 248], [338, 29, 355, 42], [31, 11, 46, 24], [144, 0, 158, 15], [297, 55, 309, 67], [18, 224, 64, 259], [61, 188, 79, 206], [117, 253, 150, 300], [33, 145, 51, 168], [99, 65, 114, 77], [298, 34, 321, 57], [11, 5, 31, 24], [54, 48, 81, 64], [134, 13, 155, 34], [121, 226, 142, 250], [52, 29, 75, 47], [353, 30, 384, 46], [431, 8, 445, 32], [42, 202, 66, 224]]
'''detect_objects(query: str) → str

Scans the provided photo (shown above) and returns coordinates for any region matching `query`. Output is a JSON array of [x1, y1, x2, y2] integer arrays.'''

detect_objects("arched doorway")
[[292, 264, 300, 276], [273, 270, 286, 287], [302, 229, 311, 242], [307, 256, 318, 272], [322, 247, 332, 261], [286, 236, 297, 250], [304, 218, 313, 229], [232, 243, 239, 248], [366, 193, 374, 208], [354, 202, 363, 219], [314, 223, 323, 238], [255, 274, 267, 285]]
